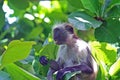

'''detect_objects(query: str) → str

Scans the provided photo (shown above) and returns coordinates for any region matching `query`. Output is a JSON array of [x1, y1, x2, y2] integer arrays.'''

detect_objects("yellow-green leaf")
[[5, 63, 40, 80], [1, 40, 36, 66], [109, 58, 120, 76], [89, 41, 117, 65]]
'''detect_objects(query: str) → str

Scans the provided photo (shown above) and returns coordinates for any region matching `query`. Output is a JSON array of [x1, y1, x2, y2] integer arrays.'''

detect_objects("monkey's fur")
[[47, 23, 98, 80]]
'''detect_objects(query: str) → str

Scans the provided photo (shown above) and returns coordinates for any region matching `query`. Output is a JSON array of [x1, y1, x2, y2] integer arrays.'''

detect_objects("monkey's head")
[[53, 23, 76, 45]]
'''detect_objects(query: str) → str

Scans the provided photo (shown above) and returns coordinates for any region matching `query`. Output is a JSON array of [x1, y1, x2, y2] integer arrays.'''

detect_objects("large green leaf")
[[95, 19, 120, 43], [90, 41, 117, 65], [38, 35, 58, 76], [107, 6, 120, 18], [99, 0, 111, 17], [90, 41, 117, 79], [68, 11, 102, 30], [39, 44, 58, 60], [107, 0, 120, 12], [5, 63, 40, 80], [9, 0, 29, 10], [80, 0, 99, 14], [109, 57, 120, 76], [1, 40, 36, 66]]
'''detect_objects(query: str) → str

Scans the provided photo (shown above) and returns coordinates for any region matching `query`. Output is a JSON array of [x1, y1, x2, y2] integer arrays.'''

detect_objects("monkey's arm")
[[56, 62, 93, 80], [47, 68, 56, 80], [47, 58, 63, 80]]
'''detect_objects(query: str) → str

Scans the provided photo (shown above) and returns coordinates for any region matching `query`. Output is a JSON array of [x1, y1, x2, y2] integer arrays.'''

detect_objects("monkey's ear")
[[65, 24, 74, 34]]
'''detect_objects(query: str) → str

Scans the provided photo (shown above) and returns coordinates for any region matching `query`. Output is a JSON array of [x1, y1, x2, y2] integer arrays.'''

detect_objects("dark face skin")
[[53, 27, 67, 44], [53, 24, 74, 45]]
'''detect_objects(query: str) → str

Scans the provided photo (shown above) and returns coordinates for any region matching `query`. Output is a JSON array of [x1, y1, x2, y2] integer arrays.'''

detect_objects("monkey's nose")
[[54, 33, 60, 41], [53, 37, 58, 41]]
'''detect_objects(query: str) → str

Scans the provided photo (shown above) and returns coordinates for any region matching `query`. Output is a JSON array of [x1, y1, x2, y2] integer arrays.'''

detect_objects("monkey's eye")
[[53, 28, 60, 35], [65, 25, 73, 33], [54, 28, 60, 32]]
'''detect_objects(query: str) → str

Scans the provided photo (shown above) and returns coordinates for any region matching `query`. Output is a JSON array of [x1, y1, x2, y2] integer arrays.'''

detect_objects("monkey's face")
[[53, 23, 74, 45], [53, 27, 68, 45]]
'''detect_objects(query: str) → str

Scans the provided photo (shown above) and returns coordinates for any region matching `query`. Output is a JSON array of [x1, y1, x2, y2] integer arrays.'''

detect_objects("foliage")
[[0, 0, 120, 80]]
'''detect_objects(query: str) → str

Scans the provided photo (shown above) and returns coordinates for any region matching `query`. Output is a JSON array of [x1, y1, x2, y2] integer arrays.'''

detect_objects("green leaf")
[[5, 63, 40, 80], [9, 0, 29, 10], [109, 57, 120, 76], [90, 41, 117, 79], [80, 0, 99, 14], [107, 6, 120, 18], [95, 19, 120, 43], [107, 0, 120, 12], [90, 41, 117, 65], [0, 7, 5, 31], [68, 11, 102, 30], [100, 0, 111, 17], [96, 64, 106, 80], [39, 44, 58, 60], [1, 40, 36, 66], [64, 71, 81, 80], [67, 0, 83, 8], [27, 27, 43, 39], [0, 71, 11, 80]]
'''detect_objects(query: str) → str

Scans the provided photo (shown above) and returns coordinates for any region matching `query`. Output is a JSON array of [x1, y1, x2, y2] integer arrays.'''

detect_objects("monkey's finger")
[[39, 56, 48, 65], [50, 60, 60, 71], [56, 69, 71, 80]]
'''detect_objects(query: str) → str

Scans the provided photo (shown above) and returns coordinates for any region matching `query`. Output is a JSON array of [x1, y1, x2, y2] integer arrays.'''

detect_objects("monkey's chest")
[[62, 48, 87, 67]]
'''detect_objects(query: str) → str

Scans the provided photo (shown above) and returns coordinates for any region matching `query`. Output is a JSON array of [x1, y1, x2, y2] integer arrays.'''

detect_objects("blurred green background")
[[0, 0, 120, 80]]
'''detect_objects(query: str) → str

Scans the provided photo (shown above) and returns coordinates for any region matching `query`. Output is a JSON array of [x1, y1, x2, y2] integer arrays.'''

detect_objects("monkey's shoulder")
[[76, 39, 90, 50]]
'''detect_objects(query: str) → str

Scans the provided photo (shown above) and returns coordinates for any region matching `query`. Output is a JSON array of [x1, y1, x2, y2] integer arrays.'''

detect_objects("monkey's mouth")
[[54, 40, 60, 44], [54, 40, 63, 45], [54, 36, 66, 45]]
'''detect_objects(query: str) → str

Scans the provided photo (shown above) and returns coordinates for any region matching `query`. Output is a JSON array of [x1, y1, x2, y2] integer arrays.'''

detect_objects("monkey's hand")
[[49, 60, 60, 71], [47, 61, 61, 80], [39, 56, 60, 71], [56, 68, 72, 80]]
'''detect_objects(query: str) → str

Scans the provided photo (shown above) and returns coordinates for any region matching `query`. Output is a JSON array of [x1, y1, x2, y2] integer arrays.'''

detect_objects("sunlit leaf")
[[1, 40, 36, 66], [68, 11, 102, 30], [109, 57, 120, 76], [90, 41, 117, 79], [96, 64, 106, 80], [90, 41, 117, 65], [5, 63, 40, 80]]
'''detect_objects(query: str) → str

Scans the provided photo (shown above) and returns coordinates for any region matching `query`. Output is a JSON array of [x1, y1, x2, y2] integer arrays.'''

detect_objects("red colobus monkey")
[[47, 23, 98, 80]]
